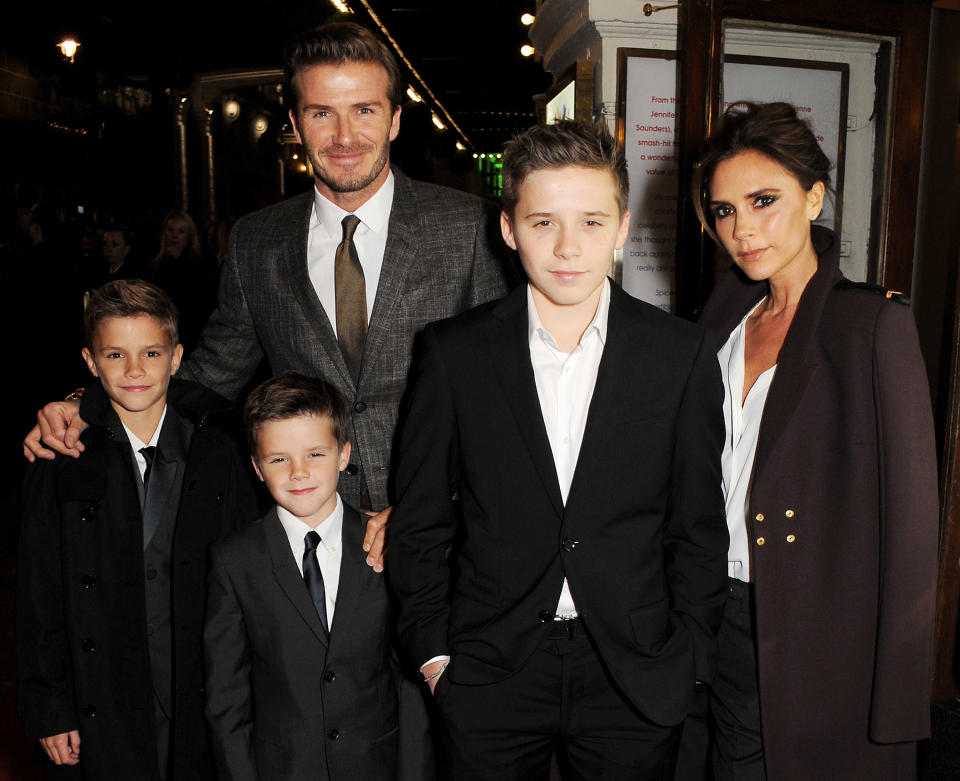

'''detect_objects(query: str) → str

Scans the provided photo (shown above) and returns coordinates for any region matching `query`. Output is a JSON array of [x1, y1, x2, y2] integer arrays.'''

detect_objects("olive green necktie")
[[335, 215, 366, 383]]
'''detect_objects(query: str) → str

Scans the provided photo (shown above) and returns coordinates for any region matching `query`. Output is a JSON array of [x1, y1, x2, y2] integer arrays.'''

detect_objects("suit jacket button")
[[81, 502, 100, 523], [79, 704, 96, 718], [328, 729, 340, 741], [537, 610, 553, 623], [354, 401, 367, 413], [561, 537, 578, 552], [346, 463, 359, 476], [324, 670, 336, 682], [81, 575, 97, 589], [216, 492, 224, 505], [81, 639, 97, 653], [146, 568, 157, 580]]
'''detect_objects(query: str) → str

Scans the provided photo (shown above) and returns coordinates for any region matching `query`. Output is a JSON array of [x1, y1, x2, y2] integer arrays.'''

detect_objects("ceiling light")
[[431, 113, 445, 130], [456, 142, 465, 151], [406, 86, 423, 102], [521, 13, 535, 25], [329, 0, 351, 12], [520, 44, 535, 57]]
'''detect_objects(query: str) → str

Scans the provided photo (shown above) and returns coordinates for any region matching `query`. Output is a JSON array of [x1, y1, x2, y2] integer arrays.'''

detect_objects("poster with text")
[[621, 51, 678, 312]]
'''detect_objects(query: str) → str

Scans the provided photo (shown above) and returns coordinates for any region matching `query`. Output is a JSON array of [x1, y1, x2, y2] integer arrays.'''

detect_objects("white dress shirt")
[[276, 493, 344, 626], [528, 279, 610, 617], [120, 406, 166, 481], [717, 300, 775, 582], [307, 171, 395, 333]]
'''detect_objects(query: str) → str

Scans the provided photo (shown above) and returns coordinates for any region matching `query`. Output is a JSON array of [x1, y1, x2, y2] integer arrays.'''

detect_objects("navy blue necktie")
[[303, 531, 329, 634]]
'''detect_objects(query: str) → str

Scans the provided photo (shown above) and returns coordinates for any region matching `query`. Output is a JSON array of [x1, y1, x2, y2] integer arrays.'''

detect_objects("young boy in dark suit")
[[203, 371, 431, 781], [17, 280, 258, 780]]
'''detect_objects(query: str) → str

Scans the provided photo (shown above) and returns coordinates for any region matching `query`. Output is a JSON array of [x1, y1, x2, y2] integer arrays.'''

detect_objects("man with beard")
[[25, 22, 512, 569]]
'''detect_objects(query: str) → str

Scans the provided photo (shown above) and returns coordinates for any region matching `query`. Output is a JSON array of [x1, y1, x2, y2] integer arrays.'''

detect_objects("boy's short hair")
[[84, 279, 179, 349], [501, 120, 629, 218], [244, 371, 348, 453], [283, 22, 404, 113]]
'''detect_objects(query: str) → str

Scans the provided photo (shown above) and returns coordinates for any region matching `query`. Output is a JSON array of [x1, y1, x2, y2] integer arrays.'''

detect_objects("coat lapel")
[[487, 287, 564, 517], [327, 504, 364, 645], [281, 193, 355, 389], [362, 169, 419, 387], [263, 508, 329, 648]]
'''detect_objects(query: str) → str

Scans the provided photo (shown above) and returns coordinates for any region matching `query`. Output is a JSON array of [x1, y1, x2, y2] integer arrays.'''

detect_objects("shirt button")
[[81, 575, 97, 589], [328, 729, 340, 741], [755, 513, 765, 522], [756, 537, 765, 546], [81, 639, 97, 653], [562, 436, 569, 444], [785, 509, 795, 518], [786, 534, 796, 543]]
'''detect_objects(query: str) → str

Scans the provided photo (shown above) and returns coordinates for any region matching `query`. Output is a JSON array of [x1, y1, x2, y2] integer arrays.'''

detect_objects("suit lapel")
[[363, 170, 419, 387], [142, 408, 192, 548], [281, 193, 355, 388], [327, 504, 364, 645], [487, 287, 564, 517], [263, 508, 329, 648], [748, 227, 843, 479]]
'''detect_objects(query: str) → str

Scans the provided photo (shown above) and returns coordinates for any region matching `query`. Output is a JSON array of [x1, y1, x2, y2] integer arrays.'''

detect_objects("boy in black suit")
[[17, 280, 257, 780], [389, 121, 728, 779], [203, 372, 430, 781]]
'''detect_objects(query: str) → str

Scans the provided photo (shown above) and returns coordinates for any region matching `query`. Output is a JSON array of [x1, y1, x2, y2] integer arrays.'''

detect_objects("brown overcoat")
[[699, 227, 939, 779]]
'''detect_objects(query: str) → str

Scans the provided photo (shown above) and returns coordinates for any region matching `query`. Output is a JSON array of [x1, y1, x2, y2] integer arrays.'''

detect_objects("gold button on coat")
[[757, 537, 765, 546], [785, 509, 795, 518], [755, 513, 765, 522], [786, 534, 796, 543]]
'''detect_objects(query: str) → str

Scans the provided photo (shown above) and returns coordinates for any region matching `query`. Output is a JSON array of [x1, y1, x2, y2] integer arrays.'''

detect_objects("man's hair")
[[501, 120, 629, 218], [244, 371, 348, 453], [101, 225, 130, 244], [283, 22, 404, 113], [84, 279, 179, 349]]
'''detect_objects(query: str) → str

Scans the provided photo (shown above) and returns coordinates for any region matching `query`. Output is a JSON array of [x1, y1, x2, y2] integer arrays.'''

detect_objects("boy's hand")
[[40, 730, 81, 765], [23, 400, 87, 462], [362, 506, 391, 573]]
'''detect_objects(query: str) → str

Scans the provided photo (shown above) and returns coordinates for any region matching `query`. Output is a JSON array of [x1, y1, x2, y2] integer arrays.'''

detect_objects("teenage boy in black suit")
[[389, 121, 729, 779]]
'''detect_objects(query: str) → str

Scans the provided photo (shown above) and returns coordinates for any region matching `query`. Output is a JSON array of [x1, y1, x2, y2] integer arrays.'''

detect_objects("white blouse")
[[718, 300, 775, 583]]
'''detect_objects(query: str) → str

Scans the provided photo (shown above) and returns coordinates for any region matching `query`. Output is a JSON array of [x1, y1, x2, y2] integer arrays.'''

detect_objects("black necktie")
[[303, 531, 329, 634], [140, 446, 156, 493], [335, 214, 366, 383]]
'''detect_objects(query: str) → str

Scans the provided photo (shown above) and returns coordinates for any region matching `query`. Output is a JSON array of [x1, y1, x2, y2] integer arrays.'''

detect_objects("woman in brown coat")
[[694, 102, 938, 780]]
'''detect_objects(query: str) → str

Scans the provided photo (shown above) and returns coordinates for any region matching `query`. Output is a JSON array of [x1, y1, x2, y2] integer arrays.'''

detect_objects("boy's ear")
[[81, 347, 99, 378], [250, 454, 265, 483], [338, 441, 352, 472], [615, 209, 631, 250], [170, 343, 184, 375], [500, 211, 518, 251]]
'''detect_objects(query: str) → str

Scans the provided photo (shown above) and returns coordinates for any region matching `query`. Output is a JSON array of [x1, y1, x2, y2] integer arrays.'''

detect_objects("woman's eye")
[[712, 204, 733, 219], [755, 195, 777, 208]]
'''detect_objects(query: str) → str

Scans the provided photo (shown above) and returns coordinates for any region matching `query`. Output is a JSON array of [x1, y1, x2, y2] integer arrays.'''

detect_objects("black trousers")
[[710, 578, 766, 781], [433, 621, 681, 781]]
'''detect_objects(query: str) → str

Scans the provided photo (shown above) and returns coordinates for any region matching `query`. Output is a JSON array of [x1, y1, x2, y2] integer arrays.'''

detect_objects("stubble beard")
[[310, 141, 390, 194]]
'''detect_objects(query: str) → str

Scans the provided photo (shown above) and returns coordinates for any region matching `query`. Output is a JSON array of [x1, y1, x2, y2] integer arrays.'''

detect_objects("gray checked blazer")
[[179, 167, 513, 510]]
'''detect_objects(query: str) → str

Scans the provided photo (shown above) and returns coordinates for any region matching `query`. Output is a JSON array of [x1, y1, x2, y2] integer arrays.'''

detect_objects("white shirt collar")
[[526, 277, 611, 351], [276, 492, 344, 555], [311, 169, 395, 239], [120, 405, 166, 452]]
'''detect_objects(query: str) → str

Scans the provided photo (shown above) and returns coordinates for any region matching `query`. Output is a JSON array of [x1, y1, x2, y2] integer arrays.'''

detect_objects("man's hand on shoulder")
[[362, 505, 392, 573], [23, 400, 87, 462], [40, 730, 81, 765]]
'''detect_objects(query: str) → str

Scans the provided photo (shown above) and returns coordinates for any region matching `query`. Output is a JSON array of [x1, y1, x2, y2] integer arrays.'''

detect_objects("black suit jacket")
[[389, 282, 728, 726], [204, 503, 432, 781]]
